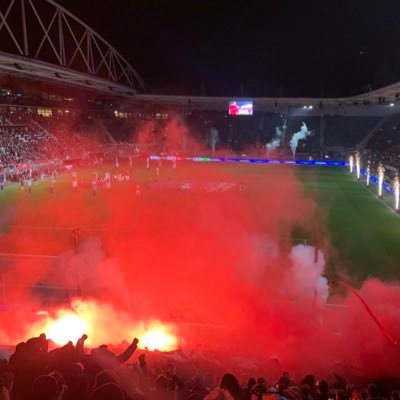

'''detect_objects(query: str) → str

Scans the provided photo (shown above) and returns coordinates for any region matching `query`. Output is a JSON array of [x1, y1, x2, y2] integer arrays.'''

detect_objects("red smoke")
[[0, 129, 399, 382]]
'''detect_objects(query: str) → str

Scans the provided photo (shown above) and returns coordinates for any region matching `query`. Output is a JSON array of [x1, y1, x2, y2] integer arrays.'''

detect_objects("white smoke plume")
[[266, 119, 287, 151], [289, 122, 312, 157], [210, 127, 219, 152], [288, 244, 329, 302], [55, 237, 130, 303]]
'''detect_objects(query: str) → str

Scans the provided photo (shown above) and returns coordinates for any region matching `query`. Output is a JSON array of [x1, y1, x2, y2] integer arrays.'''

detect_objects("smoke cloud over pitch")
[[290, 122, 312, 157], [266, 119, 287, 151], [0, 117, 398, 383]]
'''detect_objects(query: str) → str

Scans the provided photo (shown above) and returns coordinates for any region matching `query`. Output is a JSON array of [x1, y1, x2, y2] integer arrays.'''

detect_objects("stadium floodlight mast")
[[349, 154, 354, 174], [394, 174, 400, 213], [378, 163, 385, 199], [355, 152, 361, 180], [366, 161, 371, 187]]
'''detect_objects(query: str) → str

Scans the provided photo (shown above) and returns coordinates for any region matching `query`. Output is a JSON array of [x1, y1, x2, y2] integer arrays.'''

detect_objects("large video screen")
[[228, 100, 253, 116]]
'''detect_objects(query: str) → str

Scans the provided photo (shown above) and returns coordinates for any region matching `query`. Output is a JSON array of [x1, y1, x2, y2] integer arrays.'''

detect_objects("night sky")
[[56, 0, 400, 97]]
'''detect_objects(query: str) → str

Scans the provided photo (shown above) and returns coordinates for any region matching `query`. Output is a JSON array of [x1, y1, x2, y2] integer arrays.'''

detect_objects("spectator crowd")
[[1, 107, 400, 182], [0, 332, 398, 400]]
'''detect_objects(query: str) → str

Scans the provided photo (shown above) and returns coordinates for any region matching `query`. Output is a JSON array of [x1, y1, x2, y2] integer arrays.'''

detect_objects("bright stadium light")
[[355, 152, 361, 180], [390, 103, 395, 107], [308, 105, 313, 110], [394, 175, 400, 212], [378, 163, 385, 199], [349, 154, 354, 174], [366, 162, 371, 187]]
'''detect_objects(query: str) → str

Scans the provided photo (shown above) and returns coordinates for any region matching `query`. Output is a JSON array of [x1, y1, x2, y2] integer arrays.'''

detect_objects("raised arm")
[[116, 338, 139, 364]]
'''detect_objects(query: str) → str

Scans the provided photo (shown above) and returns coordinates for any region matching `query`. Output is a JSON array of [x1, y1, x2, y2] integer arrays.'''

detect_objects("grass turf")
[[298, 166, 400, 283], [0, 163, 399, 286]]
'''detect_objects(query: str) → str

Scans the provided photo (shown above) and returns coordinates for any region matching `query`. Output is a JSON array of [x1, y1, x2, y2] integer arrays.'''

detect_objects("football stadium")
[[0, 1, 400, 399]]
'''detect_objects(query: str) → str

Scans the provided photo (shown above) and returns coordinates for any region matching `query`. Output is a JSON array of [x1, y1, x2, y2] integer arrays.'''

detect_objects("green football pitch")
[[298, 166, 400, 283], [0, 162, 399, 287]]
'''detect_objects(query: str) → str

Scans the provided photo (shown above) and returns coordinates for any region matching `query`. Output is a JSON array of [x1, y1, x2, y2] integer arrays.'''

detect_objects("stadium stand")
[[323, 116, 381, 149], [0, 332, 398, 400], [366, 115, 400, 169], [6, 85, 400, 166]]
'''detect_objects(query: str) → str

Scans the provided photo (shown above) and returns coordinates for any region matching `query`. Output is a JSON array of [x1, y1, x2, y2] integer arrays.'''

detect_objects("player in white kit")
[[50, 172, 56, 193], [0, 172, 5, 191], [72, 171, 78, 192], [91, 172, 98, 196], [105, 172, 111, 189]]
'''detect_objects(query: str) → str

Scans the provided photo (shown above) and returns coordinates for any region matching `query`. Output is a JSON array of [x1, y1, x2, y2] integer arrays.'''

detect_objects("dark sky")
[[55, 0, 400, 97]]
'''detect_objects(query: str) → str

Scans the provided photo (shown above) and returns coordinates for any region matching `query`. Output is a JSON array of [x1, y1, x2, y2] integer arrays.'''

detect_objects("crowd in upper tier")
[[0, 332, 398, 400], [1, 107, 400, 172], [0, 112, 110, 165]]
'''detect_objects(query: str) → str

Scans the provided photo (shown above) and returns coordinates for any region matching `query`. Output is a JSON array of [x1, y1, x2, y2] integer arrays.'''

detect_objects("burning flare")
[[47, 314, 88, 345], [355, 152, 361, 180], [41, 311, 89, 345], [140, 325, 177, 351], [31, 300, 178, 351], [378, 163, 385, 198], [393, 175, 399, 211]]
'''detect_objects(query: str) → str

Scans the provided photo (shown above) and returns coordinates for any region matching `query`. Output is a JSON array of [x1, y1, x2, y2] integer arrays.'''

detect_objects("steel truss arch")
[[0, 0, 148, 94]]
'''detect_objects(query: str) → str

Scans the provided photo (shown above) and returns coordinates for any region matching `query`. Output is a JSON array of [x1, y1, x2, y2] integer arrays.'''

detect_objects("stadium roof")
[[0, 0, 148, 96], [1, 0, 400, 116], [135, 81, 400, 116]]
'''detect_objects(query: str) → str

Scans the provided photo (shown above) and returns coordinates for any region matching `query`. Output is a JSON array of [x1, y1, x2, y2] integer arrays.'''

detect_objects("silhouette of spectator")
[[220, 373, 243, 400], [391, 390, 400, 400], [244, 378, 256, 400], [31, 374, 63, 400], [251, 377, 268, 400], [367, 384, 382, 400], [89, 382, 124, 400], [317, 380, 329, 400]]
